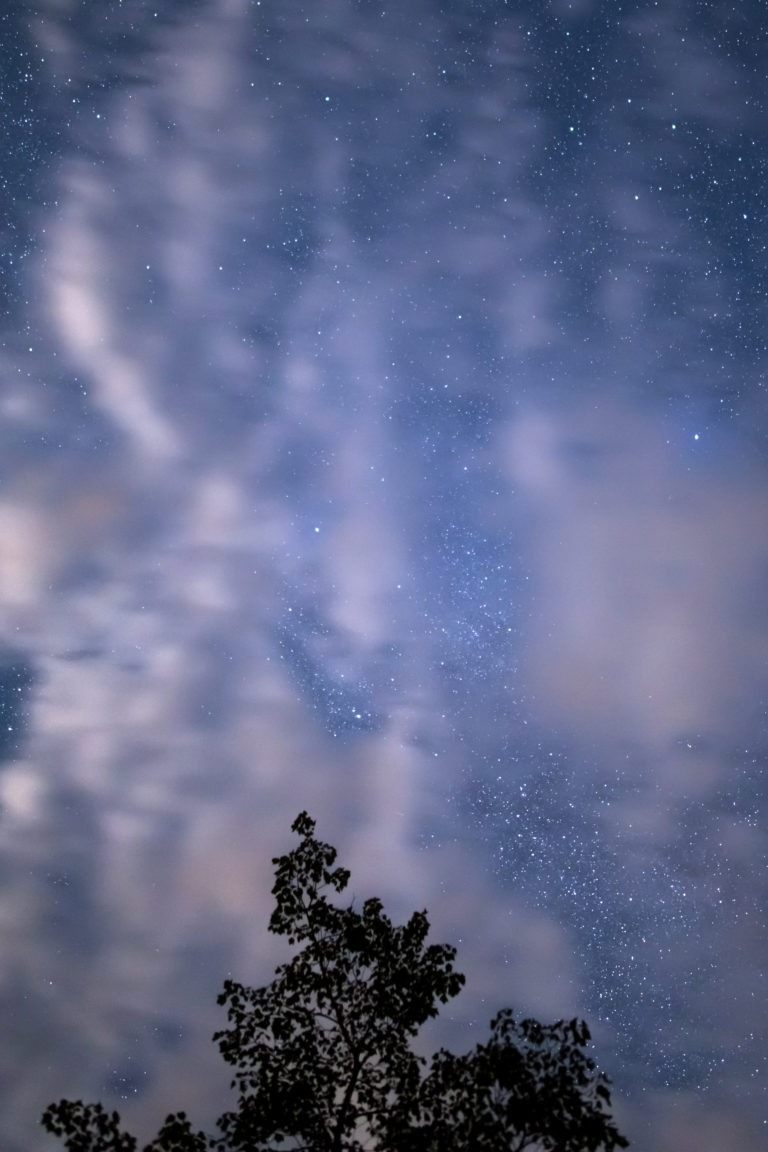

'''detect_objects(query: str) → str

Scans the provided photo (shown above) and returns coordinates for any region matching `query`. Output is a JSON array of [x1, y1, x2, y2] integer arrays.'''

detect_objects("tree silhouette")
[[42, 812, 628, 1152]]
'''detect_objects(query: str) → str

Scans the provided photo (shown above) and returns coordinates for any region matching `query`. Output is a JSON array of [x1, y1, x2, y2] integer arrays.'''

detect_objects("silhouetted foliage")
[[42, 812, 628, 1152]]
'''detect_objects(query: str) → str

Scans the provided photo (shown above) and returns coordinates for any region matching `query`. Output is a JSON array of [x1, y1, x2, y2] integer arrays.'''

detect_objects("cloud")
[[1, 3, 766, 1151], [505, 401, 768, 758]]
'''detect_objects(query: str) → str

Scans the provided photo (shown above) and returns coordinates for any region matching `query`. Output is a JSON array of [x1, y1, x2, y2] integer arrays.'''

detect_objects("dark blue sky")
[[1, 2, 766, 1149]]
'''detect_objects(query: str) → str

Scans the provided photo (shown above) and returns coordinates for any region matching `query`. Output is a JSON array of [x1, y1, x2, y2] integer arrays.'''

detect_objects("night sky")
[[1, 1, 767, 1149]]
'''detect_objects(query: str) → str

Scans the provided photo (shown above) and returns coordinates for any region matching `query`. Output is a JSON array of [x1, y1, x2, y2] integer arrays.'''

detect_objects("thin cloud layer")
[[0, 2, 765, 1150]]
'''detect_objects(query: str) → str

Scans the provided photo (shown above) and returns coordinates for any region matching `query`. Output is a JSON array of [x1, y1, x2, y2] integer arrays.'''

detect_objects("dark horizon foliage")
[[42, 812, 628, 1152]]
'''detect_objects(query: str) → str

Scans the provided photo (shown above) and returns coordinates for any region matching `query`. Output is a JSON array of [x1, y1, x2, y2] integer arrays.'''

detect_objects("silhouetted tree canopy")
[[42, 811, 628, 1152]]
